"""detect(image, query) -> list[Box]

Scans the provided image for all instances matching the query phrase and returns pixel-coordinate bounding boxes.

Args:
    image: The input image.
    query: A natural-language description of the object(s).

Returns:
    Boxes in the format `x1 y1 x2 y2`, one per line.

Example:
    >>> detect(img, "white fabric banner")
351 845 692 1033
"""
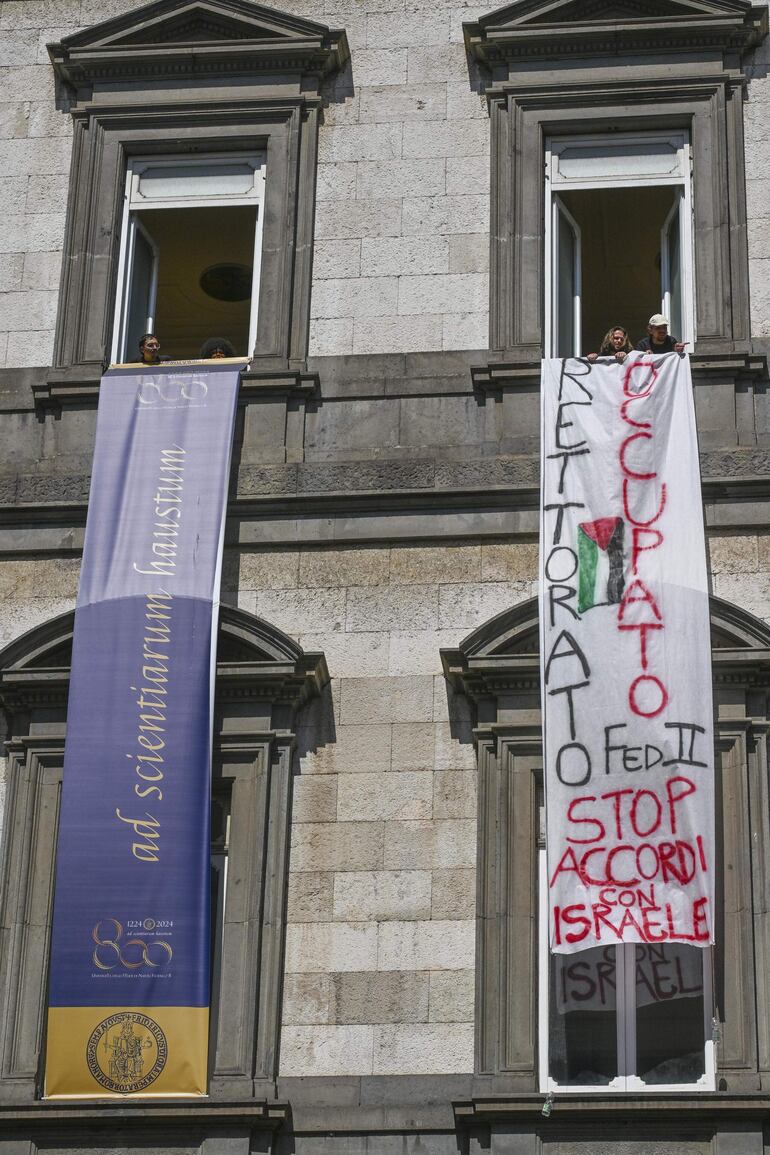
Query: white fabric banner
555 943 703 1013
539 355 714 954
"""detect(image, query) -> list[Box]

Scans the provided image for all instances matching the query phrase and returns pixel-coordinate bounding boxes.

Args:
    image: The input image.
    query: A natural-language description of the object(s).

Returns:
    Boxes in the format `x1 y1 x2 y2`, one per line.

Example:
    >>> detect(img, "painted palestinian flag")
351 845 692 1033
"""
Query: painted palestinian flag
577 517 625 612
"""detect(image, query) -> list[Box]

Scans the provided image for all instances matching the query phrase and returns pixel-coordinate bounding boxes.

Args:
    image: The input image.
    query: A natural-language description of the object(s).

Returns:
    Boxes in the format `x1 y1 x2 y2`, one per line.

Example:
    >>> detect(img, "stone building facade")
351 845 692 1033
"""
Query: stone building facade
0 0 770 1152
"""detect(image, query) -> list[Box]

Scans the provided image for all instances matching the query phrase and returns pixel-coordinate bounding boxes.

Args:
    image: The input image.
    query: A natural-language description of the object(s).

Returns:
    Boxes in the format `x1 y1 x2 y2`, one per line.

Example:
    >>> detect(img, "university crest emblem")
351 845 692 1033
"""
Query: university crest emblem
86 1012 167 1093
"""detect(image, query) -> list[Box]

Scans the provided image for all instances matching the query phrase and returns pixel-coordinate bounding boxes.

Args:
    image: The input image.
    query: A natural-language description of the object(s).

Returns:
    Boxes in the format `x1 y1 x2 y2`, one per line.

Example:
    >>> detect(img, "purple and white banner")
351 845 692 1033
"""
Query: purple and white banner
46 362 241 1097
539 355 715 954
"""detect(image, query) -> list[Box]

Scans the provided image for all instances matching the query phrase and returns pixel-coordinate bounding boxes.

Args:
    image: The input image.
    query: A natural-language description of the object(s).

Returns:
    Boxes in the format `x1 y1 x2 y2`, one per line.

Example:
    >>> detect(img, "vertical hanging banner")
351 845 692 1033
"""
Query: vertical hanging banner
540 355 714 955
46 361 242 1097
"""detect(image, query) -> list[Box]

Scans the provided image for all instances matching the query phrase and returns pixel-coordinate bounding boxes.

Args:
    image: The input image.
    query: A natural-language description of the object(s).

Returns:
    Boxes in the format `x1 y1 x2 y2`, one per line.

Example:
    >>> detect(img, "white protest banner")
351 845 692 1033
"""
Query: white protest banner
539 355 714 954
555 943 703 1013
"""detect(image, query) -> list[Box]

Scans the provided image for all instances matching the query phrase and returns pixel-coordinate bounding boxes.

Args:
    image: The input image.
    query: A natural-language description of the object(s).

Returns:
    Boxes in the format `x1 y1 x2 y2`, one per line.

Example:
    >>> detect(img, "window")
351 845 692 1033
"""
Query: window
47 0 348 378
542 942 712 1090
441 595 770 1094
463 0 767 362
209 787 231 1071
538 839 715 1091
0 605 329 1102
112 155 265 362
545 133 695 357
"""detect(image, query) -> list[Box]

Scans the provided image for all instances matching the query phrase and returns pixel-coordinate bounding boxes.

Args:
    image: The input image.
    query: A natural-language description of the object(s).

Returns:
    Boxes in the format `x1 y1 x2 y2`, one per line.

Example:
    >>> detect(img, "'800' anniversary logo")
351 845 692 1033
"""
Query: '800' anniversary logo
136 375 208 408
92 918 173 971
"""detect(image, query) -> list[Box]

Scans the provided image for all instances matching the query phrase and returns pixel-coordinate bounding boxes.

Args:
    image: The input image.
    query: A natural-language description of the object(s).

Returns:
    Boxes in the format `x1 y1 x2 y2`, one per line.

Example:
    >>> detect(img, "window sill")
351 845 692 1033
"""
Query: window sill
32 365 321 414
0 1098 288 1128
454 1090 770 1124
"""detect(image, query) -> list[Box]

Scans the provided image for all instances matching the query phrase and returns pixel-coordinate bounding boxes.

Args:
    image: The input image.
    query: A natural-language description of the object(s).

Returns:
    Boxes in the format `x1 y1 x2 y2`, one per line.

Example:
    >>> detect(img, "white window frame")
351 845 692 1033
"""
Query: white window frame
209 807 230 1027
111 153 266 364
552 194 582 359
544 131 696 357
537 847 716 1094
661 191 686 342
113 215 160 366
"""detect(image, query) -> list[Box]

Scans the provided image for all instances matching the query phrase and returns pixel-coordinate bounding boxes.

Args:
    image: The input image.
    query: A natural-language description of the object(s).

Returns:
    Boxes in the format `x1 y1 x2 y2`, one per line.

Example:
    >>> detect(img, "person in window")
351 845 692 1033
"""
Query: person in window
636 313 687 354
138 333 163 365
199 337 236 360
586 325 633 363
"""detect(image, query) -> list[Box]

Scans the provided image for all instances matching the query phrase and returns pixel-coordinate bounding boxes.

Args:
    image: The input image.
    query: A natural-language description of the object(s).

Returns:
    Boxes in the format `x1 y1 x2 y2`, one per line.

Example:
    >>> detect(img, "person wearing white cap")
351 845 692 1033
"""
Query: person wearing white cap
635 314 687 355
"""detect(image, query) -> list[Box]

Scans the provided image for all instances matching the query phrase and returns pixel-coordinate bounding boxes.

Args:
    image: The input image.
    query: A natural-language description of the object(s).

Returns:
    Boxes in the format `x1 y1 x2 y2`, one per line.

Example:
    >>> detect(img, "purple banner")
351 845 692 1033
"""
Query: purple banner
46 362 241 1097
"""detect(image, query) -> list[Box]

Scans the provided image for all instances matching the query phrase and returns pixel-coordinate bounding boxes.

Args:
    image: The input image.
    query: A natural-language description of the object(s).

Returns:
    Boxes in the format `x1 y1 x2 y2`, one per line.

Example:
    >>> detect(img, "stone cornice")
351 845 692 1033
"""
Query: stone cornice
10 438 770 512
0 1099 288 1128
464 2 768 67
441 650 541 699
0 656 328 716
472 353 768 393
35 367 321 410
443 647 770 703
7 469 770 551
442 600 770 708
239 368 320 398
50 40 348 88
454 1091 770 1123
0 604 328 718
32 352 770 411
48 0 349 92
215 654 329 708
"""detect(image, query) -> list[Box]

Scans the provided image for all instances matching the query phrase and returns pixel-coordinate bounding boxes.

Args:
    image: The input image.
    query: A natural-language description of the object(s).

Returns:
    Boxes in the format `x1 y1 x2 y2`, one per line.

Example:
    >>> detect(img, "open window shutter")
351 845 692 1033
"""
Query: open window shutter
553 194 582 357
661 191 684 343
121 216 159 362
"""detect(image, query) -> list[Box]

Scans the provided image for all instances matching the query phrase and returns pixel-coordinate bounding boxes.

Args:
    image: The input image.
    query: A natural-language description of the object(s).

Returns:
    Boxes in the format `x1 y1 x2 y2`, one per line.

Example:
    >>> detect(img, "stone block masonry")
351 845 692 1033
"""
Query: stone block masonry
0 0 769 1113
1 518 770 1082
309 8 490 357
245 540 537 1077
745 6 770 339
0 4 78 368
0 0 491 366
243 532 770 1076
3 0 768 366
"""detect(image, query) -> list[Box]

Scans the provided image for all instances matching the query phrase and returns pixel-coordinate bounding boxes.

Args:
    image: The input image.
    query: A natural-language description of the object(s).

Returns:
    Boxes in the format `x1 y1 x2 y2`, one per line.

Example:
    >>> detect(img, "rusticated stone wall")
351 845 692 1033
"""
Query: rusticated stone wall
4 0 767 367
2 531 770 1078
228 539 537 1075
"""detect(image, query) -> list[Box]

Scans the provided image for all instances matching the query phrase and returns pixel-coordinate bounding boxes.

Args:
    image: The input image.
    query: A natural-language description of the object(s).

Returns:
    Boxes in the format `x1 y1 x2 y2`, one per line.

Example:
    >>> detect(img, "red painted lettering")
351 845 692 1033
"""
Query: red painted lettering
630 789 663 837
629 673 669 718
557 904 591 944
620 431 656 481
566 795 605 844
623 477 667 528
665 777 697 835
600 788 635 838
623 359 659 399
631 527 664 576
618 621 663 670
618 579 663 623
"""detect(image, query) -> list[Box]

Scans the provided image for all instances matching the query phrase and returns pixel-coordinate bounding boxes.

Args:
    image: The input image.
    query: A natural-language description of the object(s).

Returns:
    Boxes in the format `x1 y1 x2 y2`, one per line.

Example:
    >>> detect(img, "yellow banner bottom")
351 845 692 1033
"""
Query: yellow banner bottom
45 1006 208 1098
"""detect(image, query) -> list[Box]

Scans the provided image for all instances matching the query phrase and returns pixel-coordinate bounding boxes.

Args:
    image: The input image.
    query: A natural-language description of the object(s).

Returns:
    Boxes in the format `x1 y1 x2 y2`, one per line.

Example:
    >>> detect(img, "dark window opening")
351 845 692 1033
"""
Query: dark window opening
557 185 684 354
122 205 258 361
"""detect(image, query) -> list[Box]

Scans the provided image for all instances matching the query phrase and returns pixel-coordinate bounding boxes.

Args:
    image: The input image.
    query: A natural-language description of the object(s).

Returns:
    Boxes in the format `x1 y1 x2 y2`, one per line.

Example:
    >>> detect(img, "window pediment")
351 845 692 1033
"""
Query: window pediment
442 595 770 705
529 0 691 21
116 14 272 44
49 0 349 88
0 605 328 716
464 0 767 63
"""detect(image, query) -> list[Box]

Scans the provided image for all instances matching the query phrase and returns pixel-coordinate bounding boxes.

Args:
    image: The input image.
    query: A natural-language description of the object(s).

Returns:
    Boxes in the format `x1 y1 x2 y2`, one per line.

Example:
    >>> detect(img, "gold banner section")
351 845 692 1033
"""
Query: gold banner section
45 1006 208 1098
